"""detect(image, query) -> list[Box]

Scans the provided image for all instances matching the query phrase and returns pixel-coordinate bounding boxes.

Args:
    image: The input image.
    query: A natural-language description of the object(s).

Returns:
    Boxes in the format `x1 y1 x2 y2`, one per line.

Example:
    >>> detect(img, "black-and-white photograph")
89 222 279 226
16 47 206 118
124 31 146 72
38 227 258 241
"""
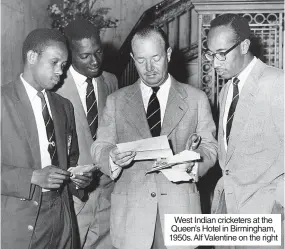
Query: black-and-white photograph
1 0 284 249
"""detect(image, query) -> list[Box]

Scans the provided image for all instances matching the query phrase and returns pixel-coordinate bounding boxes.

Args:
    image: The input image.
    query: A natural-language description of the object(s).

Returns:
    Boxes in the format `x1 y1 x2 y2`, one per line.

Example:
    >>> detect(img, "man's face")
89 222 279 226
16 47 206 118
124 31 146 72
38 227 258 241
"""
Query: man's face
131 34 172 87
71 36 103 78
31 41 68 91
207 26 245 79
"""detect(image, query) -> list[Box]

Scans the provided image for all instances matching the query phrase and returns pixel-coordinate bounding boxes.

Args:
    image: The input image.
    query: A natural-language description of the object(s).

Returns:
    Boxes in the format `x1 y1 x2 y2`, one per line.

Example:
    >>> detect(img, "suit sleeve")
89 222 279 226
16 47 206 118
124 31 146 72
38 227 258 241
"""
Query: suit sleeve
91 94 117 177
1 165 35 199
270 71 284 142
1 95 36 199
104 72 118 94
194 92 218 177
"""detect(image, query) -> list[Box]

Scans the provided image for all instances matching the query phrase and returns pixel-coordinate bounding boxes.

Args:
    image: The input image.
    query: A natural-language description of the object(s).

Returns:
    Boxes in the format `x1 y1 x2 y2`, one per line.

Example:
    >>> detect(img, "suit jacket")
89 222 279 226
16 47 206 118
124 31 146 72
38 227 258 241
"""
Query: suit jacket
91 76 218 249
1 79 81 249
212 59 284 215
56 70 118 190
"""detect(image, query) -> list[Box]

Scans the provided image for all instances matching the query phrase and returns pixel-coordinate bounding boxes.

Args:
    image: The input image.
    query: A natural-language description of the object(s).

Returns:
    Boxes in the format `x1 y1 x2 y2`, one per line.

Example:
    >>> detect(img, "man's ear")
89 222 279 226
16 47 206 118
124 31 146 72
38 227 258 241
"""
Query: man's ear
26 50 39 64
240 39 250 55
166 47 172 62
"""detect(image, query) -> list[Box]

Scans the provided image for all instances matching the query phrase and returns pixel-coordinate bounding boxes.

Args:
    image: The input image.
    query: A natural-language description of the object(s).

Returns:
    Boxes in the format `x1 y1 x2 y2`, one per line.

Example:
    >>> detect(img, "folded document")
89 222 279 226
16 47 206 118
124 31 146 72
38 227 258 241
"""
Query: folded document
146 150 200 182
116 135 173 160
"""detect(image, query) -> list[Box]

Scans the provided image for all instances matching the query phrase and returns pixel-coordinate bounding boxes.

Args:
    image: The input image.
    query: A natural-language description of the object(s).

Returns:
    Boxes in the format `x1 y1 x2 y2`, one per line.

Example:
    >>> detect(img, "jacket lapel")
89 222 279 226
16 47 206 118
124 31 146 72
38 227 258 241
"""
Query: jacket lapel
14 79 41 169
218 82 230 168
161 77 188 136
47 91 67 169
123 80 152 139
60 71 93 142
225 59 266 165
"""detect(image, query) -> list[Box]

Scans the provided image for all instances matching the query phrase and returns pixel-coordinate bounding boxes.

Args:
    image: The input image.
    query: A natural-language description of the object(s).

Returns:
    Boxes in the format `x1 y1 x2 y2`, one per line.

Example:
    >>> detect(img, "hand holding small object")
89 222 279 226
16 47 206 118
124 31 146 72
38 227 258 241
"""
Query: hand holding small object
68 164 97 188
185 134 201 173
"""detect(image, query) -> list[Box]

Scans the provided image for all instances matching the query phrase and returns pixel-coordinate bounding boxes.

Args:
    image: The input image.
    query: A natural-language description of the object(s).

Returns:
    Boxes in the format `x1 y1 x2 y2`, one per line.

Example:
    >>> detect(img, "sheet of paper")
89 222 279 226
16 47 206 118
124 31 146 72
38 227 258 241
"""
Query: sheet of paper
146 150 200 174
116 135 173 160
68 164 98 175
160 163 198 182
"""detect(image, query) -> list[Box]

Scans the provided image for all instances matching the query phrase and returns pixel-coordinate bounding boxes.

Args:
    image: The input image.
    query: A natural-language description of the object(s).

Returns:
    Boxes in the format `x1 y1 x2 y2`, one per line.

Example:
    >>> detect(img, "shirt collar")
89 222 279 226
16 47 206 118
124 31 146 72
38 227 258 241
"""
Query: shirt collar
234 56 257 90
20 73 46 101
70 65 89 86
140 73 171 94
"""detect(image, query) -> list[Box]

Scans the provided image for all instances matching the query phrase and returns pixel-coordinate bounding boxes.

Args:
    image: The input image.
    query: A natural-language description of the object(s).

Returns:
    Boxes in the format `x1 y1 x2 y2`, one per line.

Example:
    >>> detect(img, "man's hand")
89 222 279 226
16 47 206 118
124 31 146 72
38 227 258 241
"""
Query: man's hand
110 147 136 168
68 165 97 189
70 172 93 189
186 161 196 174
31 166 71 189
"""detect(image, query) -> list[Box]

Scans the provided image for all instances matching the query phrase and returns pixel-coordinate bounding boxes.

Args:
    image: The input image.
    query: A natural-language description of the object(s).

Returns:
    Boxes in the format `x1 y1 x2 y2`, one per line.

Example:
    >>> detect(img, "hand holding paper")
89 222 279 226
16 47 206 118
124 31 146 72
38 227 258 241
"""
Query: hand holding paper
68 164 99 176
110 147 136 168
146 150 200 174
116 135 173 161
68 164 98 189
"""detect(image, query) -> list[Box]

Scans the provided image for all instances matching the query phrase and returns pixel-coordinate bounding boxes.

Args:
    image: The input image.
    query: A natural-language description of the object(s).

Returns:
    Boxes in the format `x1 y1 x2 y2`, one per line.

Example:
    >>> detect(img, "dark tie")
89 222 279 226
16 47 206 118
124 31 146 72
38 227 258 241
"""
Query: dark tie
147 87 161 137
37 92 59 166
226 77 240 144
86 77 98 140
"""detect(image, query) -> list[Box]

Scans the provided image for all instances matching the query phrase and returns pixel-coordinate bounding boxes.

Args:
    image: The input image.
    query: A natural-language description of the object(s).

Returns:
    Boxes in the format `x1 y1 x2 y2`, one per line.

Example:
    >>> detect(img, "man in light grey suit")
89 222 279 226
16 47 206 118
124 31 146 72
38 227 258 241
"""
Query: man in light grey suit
56 18 118 249
207 14 284 248
91 26 217 249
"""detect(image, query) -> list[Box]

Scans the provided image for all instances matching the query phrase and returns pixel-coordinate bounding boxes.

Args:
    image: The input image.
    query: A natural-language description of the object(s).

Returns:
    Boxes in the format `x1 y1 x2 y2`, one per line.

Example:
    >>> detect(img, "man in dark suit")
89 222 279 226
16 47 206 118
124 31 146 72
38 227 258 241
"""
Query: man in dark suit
1 28 92 249
91 26 217 249
56 18 118 249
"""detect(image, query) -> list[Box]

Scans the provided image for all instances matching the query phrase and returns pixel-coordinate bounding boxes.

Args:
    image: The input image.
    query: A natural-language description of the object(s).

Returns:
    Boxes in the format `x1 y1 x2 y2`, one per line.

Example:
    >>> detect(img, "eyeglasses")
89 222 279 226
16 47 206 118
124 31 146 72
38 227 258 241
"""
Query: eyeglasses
204 41 241 61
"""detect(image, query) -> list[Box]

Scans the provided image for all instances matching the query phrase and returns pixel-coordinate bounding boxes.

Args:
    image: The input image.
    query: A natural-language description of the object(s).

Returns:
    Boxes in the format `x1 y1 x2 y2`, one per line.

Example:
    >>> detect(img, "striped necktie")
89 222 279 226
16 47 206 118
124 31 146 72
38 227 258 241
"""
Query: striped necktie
86 77 98 140
226 77 240 144
37 91 59 166
147 87 161 137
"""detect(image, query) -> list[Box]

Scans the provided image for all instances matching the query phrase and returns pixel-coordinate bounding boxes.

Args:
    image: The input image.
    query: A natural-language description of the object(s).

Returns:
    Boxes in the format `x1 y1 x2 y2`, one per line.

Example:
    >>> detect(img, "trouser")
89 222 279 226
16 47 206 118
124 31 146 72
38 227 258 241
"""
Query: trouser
30 190 72 249
73 184 113 249
151 208 167 249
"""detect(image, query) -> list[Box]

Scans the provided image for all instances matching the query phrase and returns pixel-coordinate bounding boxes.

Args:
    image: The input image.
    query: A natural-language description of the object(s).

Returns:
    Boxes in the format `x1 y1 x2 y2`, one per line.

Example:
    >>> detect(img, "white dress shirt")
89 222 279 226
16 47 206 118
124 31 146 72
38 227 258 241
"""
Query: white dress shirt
70 65 99 114
21 74 53 191
223 56 257 150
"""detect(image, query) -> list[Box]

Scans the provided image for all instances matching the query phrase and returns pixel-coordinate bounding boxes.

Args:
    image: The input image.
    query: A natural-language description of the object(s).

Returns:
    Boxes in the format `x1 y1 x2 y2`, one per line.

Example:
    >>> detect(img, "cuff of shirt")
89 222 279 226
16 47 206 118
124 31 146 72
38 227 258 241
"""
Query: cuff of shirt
109 157 122 180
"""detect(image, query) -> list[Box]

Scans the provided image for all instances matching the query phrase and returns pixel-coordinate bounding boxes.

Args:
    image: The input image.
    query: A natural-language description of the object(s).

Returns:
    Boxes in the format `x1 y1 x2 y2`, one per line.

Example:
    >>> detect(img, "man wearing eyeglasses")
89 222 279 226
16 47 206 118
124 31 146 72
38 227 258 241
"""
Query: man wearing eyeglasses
208 13 284 224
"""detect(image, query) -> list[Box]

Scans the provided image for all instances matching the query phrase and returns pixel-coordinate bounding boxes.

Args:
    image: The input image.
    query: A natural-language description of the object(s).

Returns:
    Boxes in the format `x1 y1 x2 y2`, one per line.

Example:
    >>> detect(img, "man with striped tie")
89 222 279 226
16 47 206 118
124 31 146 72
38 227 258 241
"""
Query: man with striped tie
91 26 218 249
1 29 92 249
56 18 118 249
207 14 284 246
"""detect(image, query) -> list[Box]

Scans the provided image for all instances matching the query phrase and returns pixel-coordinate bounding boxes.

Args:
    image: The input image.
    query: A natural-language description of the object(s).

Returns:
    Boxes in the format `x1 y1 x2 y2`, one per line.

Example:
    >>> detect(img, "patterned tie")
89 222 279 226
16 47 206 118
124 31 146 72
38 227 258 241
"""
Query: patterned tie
226 77 240 144
147 87 161 137
86 77 98 140
37 92 59 166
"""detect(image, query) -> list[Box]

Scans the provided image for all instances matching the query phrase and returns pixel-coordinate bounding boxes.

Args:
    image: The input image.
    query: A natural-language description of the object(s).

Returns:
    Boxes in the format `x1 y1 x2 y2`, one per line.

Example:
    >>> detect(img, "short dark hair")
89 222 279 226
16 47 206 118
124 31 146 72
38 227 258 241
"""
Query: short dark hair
64 17 100 48
131 25 170 53
210 14 251 42
22 28 67 63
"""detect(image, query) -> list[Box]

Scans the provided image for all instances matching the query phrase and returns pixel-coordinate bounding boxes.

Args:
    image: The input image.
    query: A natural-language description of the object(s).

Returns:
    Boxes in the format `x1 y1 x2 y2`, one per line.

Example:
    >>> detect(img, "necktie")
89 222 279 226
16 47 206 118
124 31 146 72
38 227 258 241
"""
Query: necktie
147 87 161 137
226 77 240 144
37 92 59 166
86 77 98 140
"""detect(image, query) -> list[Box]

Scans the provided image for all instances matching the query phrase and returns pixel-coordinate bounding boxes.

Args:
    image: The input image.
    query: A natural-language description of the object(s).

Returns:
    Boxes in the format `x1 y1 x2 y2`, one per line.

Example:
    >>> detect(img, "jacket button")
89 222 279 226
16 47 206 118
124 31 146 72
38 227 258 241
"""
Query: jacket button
225 170 229 175
28 225 34 231
20 198 26 201
33 201 39 206
151 192 156 197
